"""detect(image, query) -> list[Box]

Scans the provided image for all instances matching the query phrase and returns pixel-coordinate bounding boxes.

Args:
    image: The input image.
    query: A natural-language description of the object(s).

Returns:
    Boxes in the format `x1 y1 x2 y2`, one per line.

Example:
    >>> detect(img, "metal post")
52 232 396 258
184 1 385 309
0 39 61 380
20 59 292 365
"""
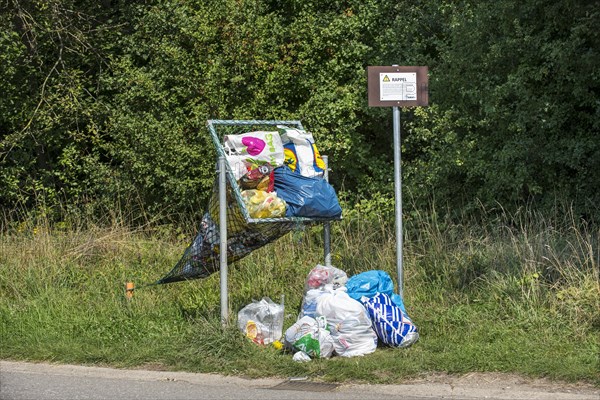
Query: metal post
218 155 228 324
393 106 404 299
322 155 332 267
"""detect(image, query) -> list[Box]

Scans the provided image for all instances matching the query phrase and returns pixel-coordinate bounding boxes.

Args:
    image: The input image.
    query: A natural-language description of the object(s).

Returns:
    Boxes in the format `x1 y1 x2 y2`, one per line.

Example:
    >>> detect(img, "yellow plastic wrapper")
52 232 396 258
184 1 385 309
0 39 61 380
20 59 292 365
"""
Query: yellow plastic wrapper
241 189 286 218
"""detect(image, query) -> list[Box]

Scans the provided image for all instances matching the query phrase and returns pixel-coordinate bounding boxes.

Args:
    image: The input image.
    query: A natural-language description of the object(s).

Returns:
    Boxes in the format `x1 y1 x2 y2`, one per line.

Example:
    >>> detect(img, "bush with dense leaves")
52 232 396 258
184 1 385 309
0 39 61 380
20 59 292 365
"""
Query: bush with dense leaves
1 0 598 224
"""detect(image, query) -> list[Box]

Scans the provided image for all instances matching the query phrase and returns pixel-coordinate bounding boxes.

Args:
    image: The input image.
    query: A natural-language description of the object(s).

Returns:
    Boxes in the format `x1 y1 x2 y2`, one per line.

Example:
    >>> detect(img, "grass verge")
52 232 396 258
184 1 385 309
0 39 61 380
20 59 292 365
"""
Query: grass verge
1 207 598 384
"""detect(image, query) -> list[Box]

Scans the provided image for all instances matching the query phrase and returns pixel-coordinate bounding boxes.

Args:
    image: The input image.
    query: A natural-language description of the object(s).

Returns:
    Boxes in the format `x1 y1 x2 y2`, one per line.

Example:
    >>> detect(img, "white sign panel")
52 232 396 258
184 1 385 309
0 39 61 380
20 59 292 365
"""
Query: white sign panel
379 73 417 101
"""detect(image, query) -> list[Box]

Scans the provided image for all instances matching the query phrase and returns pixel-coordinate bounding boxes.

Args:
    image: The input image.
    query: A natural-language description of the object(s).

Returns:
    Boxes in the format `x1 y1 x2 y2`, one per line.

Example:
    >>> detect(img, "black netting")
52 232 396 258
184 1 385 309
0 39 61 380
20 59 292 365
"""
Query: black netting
156 179 302 284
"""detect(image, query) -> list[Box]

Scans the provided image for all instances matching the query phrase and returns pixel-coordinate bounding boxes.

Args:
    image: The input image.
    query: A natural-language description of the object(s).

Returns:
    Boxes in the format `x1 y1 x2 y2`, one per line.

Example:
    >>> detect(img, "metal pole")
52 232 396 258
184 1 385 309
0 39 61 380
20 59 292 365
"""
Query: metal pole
218 155 228 324
393 106 404 299
322 155 332 267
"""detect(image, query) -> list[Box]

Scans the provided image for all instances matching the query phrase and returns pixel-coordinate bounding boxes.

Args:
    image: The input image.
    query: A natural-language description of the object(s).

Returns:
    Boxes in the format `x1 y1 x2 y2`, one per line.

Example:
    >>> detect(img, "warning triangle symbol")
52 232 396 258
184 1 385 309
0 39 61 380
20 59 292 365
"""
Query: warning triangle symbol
383 75 390 82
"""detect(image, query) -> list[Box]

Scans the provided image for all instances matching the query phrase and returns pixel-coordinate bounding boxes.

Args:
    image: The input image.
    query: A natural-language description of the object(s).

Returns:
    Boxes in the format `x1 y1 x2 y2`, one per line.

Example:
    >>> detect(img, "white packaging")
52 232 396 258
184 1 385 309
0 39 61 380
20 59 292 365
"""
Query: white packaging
224 131 285 179
315 290 377 357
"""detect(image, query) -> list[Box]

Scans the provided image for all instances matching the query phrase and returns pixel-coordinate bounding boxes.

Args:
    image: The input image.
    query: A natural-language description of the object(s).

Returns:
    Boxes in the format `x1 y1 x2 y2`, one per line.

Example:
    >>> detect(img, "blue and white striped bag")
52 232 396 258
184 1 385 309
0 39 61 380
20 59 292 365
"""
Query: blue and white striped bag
361 293 419 348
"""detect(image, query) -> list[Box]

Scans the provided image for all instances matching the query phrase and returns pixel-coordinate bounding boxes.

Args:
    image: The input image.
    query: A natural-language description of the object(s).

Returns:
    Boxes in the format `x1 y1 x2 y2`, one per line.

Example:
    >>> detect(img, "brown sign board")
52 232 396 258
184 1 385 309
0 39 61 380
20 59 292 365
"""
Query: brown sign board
367 66 429 107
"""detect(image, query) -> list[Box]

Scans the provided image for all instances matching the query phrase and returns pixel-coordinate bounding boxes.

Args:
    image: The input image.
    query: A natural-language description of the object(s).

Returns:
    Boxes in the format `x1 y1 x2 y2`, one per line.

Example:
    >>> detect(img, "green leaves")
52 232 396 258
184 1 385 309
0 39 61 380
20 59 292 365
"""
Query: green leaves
2 0 599 223
413 0 600 219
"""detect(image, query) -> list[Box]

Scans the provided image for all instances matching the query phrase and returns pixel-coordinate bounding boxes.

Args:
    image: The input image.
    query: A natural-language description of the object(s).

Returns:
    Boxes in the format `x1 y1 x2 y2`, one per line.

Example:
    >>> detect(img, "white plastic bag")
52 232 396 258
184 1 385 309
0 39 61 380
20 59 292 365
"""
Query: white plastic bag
292 351 311 362
300 285 334 319
237 297 284 345
315 290 377 357
279 126 326 178
225 154 251 180
284 316 334 359
224 131 285 179
299 264 348 319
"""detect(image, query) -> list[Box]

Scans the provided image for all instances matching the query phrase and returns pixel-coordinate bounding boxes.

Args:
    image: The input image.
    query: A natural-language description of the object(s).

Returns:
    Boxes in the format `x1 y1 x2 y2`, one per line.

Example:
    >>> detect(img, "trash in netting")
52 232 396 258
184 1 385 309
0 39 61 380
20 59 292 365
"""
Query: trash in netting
155 121 341 285
156 181 299 284
241 189 286 219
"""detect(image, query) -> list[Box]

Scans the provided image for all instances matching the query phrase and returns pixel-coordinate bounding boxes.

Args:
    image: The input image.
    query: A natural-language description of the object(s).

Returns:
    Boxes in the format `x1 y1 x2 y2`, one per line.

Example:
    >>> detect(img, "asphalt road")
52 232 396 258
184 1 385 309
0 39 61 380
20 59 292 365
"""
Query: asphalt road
1 361 598 400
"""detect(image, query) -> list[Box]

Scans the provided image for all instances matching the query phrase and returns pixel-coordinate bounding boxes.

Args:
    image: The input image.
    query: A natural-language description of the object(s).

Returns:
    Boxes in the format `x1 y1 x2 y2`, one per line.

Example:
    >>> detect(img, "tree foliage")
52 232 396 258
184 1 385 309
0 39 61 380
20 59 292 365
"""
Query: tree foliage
428 0 600 218
1 0 598 224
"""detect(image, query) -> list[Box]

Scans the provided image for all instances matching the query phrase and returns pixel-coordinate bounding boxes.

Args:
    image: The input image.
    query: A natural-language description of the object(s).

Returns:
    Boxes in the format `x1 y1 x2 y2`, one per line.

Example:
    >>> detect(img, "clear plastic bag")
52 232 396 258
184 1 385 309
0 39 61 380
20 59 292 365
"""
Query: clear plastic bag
237 297 284 345
304 264 348 291
241 190 286 219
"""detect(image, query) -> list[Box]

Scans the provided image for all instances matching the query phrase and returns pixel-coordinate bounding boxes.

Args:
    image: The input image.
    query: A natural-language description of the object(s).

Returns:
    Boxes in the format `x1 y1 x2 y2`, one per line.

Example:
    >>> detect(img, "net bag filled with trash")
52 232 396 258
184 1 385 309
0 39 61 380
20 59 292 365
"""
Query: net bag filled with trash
156 120 342 284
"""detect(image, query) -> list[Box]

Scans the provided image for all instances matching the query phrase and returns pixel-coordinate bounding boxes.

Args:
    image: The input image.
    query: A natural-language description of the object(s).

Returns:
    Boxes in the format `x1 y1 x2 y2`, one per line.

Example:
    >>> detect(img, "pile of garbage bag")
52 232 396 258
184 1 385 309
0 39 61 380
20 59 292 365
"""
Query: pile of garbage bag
238 266 419 361
224 126 342 219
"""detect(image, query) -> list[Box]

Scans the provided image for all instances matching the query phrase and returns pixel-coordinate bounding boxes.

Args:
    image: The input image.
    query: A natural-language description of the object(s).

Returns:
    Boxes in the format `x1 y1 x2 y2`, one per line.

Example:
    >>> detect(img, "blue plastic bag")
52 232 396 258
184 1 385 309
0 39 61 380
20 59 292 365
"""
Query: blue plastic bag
273 166 342 218
362 293 418 348
345 270 407 314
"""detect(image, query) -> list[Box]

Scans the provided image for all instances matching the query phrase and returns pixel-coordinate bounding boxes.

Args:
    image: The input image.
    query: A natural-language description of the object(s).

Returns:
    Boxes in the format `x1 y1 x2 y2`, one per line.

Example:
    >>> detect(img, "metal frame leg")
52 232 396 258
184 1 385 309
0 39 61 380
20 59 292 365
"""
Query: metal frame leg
322 155 332 267
218 156 229 324
393 106 404 299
